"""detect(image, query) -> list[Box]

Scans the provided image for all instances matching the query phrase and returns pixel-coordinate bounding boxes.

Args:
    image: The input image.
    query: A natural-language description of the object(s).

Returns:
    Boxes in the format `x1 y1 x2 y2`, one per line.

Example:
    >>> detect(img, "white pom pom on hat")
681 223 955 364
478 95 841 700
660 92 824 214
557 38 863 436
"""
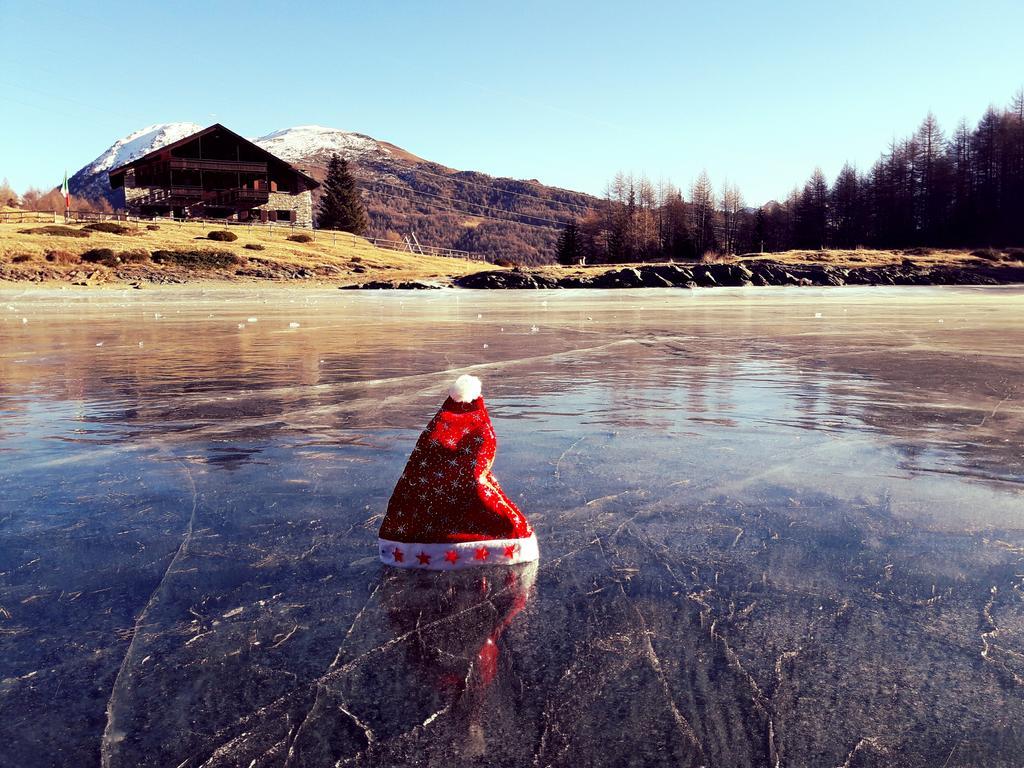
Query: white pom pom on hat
449 374 482 403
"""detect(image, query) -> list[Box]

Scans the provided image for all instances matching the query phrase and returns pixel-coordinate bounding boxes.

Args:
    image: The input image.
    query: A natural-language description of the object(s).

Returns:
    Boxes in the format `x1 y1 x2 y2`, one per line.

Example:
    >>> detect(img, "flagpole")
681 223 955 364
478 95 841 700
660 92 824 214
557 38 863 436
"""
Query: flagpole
61 170 71 222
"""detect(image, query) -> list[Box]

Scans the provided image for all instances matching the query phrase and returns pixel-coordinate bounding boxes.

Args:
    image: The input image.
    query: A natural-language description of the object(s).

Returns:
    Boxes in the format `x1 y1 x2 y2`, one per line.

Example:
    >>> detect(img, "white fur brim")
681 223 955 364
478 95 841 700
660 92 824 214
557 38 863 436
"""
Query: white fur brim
449 374 482 403
379 533 539 570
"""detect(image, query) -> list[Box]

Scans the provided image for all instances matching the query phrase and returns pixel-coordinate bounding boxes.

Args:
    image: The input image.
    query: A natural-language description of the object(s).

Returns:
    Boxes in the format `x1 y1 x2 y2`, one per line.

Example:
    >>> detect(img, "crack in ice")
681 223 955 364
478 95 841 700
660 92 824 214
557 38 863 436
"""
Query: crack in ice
101 453 200 768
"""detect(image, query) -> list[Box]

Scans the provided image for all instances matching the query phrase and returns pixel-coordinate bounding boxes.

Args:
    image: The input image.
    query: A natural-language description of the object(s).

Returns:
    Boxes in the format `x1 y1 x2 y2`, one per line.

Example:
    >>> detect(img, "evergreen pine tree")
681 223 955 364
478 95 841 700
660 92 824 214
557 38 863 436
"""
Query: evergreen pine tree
317 154 368 234
753 208 766 253
555 221 582 264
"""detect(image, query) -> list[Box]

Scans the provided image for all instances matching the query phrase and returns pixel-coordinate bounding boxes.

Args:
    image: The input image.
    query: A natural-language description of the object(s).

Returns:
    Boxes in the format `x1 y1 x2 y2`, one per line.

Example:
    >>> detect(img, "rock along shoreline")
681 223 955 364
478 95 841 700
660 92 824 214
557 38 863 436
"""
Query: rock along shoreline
343 260 1024 291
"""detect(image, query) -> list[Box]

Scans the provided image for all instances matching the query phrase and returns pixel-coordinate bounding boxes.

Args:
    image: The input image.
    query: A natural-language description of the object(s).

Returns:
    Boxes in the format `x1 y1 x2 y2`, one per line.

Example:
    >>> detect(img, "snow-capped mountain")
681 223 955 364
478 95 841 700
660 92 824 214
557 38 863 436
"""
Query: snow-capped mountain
255 125 387 163
69 122 409 202
69 122 597 264
94 122 205 174
68 122 203 203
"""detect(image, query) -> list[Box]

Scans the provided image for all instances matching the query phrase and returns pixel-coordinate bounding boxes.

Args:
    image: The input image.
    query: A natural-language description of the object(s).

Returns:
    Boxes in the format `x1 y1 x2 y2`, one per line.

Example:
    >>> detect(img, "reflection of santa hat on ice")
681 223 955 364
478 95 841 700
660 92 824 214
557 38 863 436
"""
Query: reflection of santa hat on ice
378 374 539 569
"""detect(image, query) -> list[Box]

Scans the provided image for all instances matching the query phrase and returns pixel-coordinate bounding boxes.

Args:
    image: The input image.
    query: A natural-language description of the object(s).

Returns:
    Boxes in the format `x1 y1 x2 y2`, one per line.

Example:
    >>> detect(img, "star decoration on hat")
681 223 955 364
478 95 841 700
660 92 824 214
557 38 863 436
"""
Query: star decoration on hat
377 374 538 570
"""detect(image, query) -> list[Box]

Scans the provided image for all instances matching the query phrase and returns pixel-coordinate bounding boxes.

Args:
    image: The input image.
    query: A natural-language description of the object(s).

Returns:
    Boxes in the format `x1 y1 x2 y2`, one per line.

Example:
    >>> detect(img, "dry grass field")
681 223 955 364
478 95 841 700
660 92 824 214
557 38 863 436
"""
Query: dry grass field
735 248 993 268
0 218 491 286
533 246 1013 278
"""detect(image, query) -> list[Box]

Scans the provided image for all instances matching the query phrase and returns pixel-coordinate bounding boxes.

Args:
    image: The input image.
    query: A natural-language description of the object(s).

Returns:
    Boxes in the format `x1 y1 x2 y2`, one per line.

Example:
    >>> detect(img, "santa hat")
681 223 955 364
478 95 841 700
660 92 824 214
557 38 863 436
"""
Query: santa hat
378 374 539 569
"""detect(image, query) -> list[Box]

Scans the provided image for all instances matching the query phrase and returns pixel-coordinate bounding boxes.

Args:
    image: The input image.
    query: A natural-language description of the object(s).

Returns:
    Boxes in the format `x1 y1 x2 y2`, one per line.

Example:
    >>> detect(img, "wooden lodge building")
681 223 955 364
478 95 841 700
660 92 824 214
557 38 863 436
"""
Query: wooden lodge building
108 124 319 227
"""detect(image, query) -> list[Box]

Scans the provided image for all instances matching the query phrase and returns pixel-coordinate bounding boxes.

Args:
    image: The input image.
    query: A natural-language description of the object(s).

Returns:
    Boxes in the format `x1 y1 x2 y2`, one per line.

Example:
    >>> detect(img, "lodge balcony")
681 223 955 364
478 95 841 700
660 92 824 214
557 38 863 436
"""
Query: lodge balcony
168 158 268 173
133 185 270 210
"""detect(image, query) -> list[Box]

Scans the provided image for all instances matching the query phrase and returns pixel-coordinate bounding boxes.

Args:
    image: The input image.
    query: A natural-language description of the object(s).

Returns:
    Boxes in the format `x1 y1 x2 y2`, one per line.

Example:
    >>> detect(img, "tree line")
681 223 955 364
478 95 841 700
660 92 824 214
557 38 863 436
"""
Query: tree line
557 90 1024 264
0 179 113 213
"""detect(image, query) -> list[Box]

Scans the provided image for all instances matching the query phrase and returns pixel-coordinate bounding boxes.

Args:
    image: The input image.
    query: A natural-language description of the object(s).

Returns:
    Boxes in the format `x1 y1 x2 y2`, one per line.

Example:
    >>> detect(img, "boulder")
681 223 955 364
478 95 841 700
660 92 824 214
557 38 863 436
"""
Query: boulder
555 275 590 288
648 264 693 285
340 280 440 290
590 268 645 288
453 271 510 289
647 273 676 287
693 269 717 287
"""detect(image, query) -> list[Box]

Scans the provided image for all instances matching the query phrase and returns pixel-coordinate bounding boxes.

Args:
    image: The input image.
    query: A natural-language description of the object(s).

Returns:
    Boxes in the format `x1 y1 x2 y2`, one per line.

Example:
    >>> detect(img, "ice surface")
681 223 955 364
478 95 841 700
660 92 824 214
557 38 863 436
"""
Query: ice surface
1 286 1023 767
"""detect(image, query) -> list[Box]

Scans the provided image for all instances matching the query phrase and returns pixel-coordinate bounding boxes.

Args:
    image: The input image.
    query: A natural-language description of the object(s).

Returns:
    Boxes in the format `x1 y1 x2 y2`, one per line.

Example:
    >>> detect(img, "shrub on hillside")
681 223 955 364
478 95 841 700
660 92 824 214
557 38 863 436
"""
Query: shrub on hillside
287 233 313 243
118 249 150 264
81 248 118 265
12 254 31 263
493 257 519 268
207 230 238 242
19 225 90 238
902 247 934 256
1003 247 1024 260
243 243 266 251
45 249 78 264
151 250 241 269
84 222 132 235
146 224 161 231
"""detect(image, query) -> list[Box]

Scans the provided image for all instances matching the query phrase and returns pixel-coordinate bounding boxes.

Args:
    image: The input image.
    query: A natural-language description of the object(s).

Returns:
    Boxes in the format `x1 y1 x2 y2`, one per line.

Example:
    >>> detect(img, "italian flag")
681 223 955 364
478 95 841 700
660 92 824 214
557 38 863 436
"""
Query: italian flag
60 171 70 210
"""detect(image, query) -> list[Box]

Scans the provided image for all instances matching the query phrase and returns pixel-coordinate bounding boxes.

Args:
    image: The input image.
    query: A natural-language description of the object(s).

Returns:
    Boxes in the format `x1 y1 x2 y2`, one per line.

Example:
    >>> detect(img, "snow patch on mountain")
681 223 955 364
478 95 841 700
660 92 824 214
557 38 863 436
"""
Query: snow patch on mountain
92 122 204 174
255 125 384 162
69 122 203 201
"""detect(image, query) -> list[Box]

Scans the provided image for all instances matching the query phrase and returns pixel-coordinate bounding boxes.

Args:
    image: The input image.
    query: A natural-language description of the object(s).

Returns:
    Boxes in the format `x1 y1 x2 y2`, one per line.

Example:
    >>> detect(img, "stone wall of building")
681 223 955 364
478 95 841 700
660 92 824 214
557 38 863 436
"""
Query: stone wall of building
256 185 314 228
121 169 152 213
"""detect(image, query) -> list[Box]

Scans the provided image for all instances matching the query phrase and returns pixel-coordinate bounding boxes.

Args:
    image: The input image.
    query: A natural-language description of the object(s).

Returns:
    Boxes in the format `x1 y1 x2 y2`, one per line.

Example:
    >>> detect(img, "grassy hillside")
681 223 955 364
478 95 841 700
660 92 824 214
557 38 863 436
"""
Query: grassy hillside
0 219 491 286
735 247 1017 269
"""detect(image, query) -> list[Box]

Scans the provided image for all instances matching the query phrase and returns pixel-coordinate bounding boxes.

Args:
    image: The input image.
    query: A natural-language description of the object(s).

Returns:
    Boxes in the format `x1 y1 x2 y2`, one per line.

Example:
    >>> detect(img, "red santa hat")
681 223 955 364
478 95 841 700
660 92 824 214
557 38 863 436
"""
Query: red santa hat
378 374 539 569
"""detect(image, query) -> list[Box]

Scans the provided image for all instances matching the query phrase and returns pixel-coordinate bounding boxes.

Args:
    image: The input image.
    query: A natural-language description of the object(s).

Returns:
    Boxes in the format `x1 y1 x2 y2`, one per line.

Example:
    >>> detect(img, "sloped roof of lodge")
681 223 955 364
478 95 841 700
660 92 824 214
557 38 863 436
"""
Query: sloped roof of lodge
107 123 321 189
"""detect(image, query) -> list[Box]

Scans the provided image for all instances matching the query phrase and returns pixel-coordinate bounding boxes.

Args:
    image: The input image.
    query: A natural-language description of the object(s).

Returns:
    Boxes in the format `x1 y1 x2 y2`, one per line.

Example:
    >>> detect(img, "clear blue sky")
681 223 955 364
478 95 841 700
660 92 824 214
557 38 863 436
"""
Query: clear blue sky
1 0 1022 204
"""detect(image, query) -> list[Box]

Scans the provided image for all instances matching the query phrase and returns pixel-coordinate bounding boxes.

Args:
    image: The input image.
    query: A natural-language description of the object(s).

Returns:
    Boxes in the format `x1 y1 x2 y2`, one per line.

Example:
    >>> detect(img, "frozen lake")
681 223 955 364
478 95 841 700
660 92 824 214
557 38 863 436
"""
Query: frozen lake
1 286 1023 767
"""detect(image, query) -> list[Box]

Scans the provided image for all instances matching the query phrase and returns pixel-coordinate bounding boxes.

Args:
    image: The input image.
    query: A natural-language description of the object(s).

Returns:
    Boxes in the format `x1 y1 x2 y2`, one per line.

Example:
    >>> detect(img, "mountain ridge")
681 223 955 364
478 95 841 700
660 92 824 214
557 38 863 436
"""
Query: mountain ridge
69 122 597 263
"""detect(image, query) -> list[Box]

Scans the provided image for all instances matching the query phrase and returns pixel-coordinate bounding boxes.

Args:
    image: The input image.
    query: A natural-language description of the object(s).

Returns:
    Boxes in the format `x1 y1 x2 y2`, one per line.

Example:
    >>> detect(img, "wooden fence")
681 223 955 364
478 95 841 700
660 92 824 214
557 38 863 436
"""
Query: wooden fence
0 210 134 224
